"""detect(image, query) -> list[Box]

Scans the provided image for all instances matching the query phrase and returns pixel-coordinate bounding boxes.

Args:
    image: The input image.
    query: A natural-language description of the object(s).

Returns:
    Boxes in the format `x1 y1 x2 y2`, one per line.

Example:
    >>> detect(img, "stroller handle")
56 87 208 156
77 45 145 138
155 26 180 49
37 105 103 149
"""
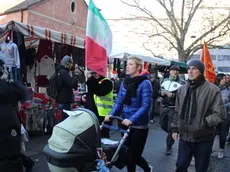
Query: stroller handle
101 116 130 134
102 123 130 134
109 116 124 122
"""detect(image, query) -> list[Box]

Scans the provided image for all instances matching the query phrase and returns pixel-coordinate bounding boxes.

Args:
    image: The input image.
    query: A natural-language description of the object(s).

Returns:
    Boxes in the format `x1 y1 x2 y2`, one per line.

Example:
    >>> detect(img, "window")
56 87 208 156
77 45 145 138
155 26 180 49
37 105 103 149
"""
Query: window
71 1 76 13
218 55 230 61
218 67 230 72
191 55 200 60
211 55 216 60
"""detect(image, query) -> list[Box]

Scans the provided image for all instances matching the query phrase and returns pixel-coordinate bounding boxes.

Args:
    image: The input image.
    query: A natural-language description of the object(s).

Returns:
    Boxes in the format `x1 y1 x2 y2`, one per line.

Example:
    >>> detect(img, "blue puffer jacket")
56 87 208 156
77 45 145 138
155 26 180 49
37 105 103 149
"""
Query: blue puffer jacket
109 77 152 126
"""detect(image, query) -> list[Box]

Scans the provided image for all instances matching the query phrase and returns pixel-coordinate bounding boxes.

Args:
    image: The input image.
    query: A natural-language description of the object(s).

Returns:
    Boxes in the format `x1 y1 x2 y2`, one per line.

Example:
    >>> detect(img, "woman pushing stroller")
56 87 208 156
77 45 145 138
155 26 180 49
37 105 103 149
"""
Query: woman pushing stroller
105 56 153 172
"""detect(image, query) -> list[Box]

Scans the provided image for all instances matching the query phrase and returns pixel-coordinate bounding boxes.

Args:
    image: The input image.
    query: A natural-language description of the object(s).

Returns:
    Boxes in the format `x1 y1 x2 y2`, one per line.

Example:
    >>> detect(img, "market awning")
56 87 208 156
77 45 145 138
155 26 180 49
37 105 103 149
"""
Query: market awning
158 60 187 73
110 52 171 66
0 21 85 49
171 60 187 69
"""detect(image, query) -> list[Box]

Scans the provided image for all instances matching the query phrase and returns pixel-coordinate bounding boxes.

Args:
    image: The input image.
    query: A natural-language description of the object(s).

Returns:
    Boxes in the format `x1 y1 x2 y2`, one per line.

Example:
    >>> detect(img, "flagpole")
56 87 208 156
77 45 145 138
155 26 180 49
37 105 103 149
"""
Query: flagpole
85 41 88 93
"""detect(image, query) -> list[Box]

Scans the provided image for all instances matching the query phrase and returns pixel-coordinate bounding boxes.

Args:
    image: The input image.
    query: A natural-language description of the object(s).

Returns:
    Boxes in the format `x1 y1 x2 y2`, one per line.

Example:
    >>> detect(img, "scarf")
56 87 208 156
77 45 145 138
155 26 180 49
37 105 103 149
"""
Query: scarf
219 85 229 91
123 75 148 105
181 75 206 124
169 75 179 81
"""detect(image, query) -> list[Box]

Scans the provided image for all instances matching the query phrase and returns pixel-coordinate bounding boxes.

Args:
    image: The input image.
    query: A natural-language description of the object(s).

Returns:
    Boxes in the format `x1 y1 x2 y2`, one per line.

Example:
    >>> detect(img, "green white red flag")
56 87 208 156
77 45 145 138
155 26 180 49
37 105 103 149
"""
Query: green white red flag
85 0 112 77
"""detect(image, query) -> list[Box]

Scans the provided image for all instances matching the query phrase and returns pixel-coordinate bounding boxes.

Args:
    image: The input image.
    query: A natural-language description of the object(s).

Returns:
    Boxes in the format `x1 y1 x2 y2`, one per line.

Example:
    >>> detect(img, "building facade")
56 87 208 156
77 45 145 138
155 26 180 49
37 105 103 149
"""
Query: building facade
191 48 230 73
0 0 87 39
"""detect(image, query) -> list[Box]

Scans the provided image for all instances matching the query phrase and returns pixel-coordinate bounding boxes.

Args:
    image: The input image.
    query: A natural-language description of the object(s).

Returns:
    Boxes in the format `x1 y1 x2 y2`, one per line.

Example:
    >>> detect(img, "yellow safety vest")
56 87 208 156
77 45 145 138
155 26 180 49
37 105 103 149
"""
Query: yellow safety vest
94 78 114 117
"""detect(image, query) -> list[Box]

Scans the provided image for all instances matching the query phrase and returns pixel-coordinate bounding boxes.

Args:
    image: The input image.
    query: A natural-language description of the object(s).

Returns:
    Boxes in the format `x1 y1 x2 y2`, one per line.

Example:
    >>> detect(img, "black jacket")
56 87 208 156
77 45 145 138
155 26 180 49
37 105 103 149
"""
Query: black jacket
151 79 160 99
56 65 78 104
0 79 28 159
83 76 113 116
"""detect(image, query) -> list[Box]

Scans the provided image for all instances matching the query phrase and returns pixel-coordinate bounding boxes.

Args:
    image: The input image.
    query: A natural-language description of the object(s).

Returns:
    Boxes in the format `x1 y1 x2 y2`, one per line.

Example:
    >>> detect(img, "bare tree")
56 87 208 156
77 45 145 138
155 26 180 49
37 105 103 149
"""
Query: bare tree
121 0 230 61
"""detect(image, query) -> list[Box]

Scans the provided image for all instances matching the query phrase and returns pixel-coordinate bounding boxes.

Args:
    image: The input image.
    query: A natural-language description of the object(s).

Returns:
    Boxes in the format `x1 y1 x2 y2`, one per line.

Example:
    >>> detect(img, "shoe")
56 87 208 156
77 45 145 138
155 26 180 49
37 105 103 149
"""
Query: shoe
165 146 172 155
217 149 224 159
227 137 230 144
211 151 218 156
150 119 156 124
149 165 153 172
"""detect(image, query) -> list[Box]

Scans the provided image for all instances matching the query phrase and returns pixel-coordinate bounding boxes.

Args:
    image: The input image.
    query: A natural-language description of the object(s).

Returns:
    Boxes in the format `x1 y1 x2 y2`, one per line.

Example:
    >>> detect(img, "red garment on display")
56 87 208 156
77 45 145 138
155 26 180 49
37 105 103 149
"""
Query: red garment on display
37 40 53 62
33 93 49 104
36 75 48 86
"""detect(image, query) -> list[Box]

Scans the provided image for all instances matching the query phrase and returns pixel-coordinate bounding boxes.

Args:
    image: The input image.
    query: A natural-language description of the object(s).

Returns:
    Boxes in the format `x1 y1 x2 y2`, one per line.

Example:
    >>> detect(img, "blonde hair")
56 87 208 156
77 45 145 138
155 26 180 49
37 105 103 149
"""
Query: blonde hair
128 56 143 73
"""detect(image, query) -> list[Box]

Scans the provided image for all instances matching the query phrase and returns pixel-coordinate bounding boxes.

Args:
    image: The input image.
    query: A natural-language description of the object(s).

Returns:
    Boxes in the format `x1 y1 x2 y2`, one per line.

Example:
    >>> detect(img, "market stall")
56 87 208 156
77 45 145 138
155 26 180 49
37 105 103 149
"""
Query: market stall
0 21 85 135
110 52 171 66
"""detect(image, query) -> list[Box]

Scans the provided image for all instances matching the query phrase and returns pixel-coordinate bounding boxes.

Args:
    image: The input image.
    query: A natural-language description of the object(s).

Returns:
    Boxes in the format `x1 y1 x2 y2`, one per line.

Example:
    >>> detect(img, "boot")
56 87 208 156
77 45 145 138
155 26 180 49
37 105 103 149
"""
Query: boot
165 146 172 155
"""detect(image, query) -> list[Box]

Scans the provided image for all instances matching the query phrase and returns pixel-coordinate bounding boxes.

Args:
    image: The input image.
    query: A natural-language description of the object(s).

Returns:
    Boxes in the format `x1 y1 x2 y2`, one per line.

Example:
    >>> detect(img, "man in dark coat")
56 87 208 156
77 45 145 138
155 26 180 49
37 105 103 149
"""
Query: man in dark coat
56 55 78 121
172 60 226 172
0 60 28 172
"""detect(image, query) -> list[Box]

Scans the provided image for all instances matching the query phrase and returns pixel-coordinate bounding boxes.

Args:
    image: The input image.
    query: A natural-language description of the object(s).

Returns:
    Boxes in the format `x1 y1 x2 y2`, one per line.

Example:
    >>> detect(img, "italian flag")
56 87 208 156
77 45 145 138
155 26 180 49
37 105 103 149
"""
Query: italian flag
85 0 112 77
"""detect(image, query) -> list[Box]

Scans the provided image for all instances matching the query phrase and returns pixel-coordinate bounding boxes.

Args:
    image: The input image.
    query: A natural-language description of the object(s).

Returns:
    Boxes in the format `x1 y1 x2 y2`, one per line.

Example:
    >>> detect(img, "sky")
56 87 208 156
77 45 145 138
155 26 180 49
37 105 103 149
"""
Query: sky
85 0 164 56
0 0 163 56
0 0 24 13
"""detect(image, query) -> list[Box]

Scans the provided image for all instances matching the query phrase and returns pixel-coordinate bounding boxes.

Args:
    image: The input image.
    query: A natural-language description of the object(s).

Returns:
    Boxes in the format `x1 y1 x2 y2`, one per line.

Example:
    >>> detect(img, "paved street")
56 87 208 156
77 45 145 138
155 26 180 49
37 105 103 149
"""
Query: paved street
27 119 230 172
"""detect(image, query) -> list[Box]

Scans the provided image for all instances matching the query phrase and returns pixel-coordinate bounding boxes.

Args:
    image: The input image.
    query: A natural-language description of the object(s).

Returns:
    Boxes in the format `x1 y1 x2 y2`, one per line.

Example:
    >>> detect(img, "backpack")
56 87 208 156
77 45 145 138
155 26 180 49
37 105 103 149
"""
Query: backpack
47 72 60 99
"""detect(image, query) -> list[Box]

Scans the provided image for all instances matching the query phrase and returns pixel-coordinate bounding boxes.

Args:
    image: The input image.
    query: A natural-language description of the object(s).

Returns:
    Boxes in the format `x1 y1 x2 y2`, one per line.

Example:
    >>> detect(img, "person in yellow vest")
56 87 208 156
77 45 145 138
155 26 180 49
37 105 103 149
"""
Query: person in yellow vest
81 71 114 138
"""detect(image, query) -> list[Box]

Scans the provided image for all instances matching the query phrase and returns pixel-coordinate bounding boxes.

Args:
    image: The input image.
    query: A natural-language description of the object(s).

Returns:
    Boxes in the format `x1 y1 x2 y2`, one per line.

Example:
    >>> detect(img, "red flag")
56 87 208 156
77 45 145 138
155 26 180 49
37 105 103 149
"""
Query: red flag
201 41 216 83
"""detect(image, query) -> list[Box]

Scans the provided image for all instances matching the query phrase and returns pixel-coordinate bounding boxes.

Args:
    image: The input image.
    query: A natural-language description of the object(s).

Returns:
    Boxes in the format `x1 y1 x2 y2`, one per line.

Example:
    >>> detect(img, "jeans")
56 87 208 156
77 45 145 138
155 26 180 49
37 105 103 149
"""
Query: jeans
176 138 214 172
216 121 229 149
58 104 71 122
166 108 175 147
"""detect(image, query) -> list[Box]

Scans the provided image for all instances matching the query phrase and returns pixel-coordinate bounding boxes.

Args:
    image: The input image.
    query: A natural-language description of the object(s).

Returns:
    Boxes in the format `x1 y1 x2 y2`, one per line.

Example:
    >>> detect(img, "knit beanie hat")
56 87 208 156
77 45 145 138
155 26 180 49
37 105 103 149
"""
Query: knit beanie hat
61 55 73 67
187 60 205 75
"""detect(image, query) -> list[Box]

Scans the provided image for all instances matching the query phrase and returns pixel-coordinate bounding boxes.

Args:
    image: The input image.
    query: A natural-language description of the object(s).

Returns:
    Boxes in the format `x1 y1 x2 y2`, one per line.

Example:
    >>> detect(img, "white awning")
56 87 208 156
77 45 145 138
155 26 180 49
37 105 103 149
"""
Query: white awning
0 21 85 49
110 52 171 66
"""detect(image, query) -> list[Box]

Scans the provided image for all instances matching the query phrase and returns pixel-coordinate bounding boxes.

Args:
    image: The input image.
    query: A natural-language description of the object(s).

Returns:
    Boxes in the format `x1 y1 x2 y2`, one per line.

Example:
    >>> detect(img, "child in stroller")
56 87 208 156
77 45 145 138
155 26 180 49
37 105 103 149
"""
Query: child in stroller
43 108 131 172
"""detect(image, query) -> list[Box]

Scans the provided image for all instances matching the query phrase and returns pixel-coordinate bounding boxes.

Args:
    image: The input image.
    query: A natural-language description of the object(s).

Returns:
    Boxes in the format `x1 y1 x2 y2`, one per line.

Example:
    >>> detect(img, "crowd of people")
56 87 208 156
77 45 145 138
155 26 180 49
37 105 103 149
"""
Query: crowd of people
0 54 229 172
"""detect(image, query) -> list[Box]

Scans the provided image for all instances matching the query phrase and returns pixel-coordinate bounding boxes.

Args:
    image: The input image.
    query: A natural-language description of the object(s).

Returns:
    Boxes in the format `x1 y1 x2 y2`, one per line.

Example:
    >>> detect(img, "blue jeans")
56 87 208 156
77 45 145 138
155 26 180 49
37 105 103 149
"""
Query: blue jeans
176 138 214 172
58 104 71 122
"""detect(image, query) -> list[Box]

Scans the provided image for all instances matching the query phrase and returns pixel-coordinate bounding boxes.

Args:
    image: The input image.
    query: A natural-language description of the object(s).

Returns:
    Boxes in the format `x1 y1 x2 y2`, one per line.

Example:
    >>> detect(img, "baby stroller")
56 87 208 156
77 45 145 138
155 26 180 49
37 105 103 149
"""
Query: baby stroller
43 108 131 172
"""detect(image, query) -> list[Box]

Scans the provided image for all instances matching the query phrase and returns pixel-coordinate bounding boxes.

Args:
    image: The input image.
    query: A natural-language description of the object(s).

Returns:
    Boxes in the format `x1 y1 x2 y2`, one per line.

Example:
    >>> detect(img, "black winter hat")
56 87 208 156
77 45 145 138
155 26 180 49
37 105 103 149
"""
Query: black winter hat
187 60 205 75
169 65 180 71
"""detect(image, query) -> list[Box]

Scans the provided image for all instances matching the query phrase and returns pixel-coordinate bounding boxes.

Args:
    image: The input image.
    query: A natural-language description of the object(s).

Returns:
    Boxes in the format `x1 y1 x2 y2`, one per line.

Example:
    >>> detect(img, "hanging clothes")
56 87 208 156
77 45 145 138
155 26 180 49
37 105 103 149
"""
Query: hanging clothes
38 56 55 79
6 67 21 81
37 40 52 62
0 41 20 68
13 31 26 72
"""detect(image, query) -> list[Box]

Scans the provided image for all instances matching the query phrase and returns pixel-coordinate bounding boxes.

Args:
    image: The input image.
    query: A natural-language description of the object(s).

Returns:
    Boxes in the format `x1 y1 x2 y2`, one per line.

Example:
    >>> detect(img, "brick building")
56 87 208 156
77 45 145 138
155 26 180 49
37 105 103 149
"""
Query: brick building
0 0 87 39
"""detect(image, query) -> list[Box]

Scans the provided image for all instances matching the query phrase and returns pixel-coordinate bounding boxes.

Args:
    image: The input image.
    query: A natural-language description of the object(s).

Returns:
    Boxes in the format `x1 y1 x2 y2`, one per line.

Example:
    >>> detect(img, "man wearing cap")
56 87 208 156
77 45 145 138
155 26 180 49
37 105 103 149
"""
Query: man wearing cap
171 60 226 172
160 65 186 155
56 55 78 121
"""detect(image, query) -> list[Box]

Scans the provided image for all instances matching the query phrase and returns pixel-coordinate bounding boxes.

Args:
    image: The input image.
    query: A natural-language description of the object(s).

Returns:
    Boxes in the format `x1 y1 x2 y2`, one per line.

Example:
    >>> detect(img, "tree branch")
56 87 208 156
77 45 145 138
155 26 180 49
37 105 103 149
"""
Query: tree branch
143 42 157 56
186 44 203 60
120 0 179 40
155 0 181 38
183 0 203 35
181 0 185 29
186 14 230 53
